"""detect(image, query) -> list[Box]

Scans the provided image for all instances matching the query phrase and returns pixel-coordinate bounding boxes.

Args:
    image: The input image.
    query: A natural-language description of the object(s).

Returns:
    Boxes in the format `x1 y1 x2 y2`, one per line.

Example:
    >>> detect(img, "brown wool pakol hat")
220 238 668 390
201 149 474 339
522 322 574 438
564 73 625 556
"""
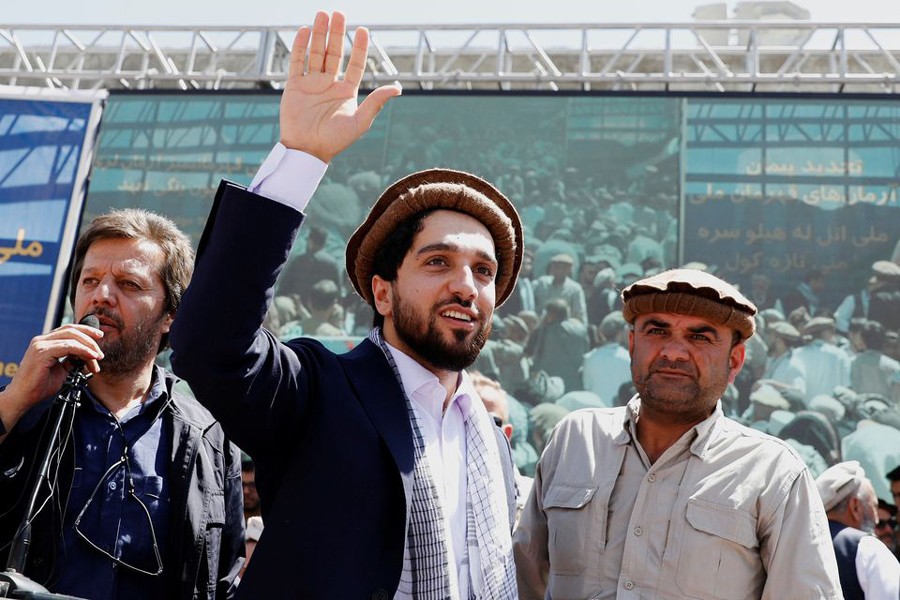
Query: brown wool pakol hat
621 268 758 339
346 168 524 308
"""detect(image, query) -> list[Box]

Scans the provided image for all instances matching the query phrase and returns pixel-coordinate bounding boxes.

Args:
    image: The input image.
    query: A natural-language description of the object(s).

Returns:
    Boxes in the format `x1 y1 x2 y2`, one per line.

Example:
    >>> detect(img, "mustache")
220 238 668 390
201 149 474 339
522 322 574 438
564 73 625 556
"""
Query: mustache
649 359 696 377
435 296 479 318
86 307 125 330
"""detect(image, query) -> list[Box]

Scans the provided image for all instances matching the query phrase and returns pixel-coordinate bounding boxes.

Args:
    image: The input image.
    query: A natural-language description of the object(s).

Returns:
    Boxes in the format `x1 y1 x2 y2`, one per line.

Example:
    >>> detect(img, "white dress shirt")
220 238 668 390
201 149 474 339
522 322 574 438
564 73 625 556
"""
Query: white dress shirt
856 533 900 600
386 342 473 600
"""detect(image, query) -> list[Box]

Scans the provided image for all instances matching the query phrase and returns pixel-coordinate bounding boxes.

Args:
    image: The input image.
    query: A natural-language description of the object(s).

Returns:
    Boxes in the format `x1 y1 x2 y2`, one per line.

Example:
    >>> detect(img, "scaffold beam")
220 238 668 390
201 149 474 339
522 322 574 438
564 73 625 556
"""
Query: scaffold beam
1 21 900 93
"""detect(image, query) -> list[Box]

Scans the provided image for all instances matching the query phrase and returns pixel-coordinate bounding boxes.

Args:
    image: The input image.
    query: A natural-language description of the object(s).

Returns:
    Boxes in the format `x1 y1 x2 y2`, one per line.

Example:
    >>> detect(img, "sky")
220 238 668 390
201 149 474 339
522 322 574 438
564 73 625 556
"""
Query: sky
5 0 900 27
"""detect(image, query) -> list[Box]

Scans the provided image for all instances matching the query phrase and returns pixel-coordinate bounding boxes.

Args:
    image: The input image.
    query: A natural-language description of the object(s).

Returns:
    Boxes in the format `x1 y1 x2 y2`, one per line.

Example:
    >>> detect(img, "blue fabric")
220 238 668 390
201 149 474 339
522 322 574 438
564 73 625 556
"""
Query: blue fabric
0 364 245 599
54 370 170 600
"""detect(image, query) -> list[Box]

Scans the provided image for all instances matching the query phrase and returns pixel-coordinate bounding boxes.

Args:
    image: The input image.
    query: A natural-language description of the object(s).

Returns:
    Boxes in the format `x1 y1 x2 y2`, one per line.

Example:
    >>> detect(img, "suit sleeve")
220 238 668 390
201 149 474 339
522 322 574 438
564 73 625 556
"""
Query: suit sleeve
169 181 314 459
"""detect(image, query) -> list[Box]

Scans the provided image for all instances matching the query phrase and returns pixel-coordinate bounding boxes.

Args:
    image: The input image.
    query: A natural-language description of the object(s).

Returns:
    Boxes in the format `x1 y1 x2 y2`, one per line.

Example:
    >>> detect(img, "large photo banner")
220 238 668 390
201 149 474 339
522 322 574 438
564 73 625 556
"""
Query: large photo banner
683 98 900 310
79 91 900 495
0 87 105 386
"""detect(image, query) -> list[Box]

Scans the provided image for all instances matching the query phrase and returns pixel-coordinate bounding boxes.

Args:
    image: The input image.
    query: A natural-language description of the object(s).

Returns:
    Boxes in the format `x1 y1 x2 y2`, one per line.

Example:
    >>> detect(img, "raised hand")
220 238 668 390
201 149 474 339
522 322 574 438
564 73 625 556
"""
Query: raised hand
279 11 402 163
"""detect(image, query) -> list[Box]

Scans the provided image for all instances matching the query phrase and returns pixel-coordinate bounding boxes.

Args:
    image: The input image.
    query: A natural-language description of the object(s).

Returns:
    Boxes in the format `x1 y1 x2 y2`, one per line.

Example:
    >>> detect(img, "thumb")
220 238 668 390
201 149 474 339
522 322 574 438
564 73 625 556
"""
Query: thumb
356 83 402 131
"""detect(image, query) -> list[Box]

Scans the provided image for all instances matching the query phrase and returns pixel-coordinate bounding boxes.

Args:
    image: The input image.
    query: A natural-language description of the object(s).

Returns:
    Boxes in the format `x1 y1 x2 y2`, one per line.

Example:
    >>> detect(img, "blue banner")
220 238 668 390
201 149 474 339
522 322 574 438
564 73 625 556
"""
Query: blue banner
0 95 98 386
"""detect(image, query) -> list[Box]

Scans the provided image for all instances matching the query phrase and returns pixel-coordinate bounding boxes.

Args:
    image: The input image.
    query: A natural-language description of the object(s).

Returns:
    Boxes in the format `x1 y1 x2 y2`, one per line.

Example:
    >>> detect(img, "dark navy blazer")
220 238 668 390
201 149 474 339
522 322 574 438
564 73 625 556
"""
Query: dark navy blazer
170 182 516 600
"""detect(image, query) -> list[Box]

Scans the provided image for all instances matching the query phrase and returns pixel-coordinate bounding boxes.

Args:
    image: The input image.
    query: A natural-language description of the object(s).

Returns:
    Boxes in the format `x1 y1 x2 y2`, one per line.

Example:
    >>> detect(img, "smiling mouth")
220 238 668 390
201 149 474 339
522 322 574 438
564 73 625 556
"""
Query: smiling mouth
442 309 473 322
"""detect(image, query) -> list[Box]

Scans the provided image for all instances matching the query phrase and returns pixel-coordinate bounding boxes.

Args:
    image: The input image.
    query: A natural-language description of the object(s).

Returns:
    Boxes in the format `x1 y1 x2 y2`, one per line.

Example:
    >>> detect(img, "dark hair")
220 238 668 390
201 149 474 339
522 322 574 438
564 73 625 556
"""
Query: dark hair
307 279 340 312
69 208 194 352
307 225 328 250
848 317 867 335
369 209 435 328
860 319 887 351
543 298 570 321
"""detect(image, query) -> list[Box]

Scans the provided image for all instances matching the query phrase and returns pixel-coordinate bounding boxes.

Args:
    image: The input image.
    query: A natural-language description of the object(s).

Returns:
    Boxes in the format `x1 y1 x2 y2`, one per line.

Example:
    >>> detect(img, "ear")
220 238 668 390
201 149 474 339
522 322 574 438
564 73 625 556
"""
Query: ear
161 311 175 335
727 342 746 384
371 275 393 319
627 328 635 356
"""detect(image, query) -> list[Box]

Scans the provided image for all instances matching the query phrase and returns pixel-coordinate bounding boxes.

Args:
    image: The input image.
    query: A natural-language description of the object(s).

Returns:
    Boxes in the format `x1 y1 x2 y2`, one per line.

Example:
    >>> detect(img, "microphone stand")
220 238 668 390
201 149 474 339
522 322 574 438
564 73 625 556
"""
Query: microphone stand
0 366 91 600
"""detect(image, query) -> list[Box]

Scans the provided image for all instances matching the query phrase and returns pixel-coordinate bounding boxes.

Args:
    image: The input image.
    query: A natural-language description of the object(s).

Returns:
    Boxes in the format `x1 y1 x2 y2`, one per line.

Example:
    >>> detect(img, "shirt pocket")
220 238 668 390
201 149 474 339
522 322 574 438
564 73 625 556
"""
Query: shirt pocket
675 498 762 599
544 484 605 575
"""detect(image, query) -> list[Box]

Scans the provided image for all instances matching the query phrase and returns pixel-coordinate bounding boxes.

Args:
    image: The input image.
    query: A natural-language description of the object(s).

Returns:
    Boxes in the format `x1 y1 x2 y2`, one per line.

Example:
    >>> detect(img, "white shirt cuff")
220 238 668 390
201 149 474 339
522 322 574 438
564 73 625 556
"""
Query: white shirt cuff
249 142 328 212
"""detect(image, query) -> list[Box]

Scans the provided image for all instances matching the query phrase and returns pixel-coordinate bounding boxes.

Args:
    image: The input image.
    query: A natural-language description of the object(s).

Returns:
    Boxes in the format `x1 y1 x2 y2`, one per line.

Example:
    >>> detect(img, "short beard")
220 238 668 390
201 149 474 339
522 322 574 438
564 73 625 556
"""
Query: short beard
92 307 165 376
632 358 726 424
391 290 490 372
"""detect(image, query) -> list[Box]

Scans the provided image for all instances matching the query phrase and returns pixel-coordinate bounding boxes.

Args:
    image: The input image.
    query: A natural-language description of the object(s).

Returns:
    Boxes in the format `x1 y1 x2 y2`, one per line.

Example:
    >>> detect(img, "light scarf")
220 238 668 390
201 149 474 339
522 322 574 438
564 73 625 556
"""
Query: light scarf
369 329 517 599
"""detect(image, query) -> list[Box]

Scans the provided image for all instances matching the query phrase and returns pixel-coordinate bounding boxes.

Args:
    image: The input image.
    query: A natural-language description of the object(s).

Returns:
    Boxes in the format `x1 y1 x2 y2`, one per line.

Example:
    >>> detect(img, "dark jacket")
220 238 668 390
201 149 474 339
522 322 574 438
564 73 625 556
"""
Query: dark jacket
829 521 866 600
0 368 244 599
170 182 517 599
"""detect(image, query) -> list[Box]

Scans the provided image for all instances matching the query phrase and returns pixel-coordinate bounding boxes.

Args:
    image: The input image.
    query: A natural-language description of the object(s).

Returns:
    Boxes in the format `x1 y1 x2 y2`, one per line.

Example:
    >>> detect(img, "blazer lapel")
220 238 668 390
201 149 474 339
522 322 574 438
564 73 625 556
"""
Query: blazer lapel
337 339 415 506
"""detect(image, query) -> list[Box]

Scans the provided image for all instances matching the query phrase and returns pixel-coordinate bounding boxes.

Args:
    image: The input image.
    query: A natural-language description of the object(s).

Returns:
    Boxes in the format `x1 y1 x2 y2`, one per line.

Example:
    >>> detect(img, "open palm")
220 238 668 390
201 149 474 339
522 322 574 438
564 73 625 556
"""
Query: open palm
279 11 401 163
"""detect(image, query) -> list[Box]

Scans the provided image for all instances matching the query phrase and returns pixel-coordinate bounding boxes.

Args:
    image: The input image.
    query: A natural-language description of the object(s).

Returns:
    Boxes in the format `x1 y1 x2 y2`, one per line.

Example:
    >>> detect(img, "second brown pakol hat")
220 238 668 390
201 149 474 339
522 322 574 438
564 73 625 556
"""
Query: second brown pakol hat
621 268 758 339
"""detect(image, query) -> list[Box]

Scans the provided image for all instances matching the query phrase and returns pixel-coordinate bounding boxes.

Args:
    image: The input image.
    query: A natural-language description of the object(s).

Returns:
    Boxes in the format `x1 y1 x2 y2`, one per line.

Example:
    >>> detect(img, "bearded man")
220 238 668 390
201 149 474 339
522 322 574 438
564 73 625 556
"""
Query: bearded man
0 209 244 599
514 268 842 599
169 11 520 599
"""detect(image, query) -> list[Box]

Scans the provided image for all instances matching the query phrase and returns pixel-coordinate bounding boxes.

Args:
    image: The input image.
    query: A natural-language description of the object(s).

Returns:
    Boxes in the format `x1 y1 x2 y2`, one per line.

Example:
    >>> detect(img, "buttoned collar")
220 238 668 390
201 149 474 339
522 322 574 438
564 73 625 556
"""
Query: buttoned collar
618 394 723 458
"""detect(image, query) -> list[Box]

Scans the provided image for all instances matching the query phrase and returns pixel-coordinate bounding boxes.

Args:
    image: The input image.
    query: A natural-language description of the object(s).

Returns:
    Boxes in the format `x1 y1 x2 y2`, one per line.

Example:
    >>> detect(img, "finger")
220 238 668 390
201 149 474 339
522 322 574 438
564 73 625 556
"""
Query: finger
356 84 402 131
287 26 312 80
70 321 105 338
323 11 347 77
308 11 330 73
64 355 102 374
344 26 370 88
29 337 104 368
45 323 104 346
62 354 102 374
48 324 105 355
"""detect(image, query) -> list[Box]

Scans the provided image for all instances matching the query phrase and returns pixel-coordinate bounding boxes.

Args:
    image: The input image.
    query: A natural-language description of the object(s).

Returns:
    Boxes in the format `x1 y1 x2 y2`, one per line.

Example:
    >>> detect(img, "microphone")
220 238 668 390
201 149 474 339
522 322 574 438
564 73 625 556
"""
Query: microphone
69 314 101 373
4 314 102 581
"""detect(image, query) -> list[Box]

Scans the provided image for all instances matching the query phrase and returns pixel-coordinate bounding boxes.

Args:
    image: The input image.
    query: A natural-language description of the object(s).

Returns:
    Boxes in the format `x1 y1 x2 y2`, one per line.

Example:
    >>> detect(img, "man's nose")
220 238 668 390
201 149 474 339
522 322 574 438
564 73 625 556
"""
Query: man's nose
659 336 690 361
448 266 478 301
89 280 117 305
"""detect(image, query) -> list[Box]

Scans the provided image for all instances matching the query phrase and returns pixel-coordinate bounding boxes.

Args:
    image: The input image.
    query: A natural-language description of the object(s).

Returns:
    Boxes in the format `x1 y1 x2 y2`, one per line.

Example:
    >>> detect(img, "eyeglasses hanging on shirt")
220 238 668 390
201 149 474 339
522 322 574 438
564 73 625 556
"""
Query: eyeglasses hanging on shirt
72 396 172 577
73 447 164 576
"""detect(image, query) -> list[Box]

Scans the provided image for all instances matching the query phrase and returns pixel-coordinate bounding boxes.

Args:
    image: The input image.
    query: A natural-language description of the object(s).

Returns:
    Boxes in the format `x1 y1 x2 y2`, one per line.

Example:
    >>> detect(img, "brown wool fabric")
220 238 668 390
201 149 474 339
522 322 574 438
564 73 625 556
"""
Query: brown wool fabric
622 268 757 340
346 168 523 308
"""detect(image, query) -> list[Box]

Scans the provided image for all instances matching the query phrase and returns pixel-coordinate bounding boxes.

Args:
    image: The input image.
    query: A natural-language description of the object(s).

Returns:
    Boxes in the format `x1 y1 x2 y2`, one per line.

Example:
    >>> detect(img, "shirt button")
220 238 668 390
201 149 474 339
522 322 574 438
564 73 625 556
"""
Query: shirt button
624 579 635 590
648 473 656 482
634 526 643 536
108 481 117 491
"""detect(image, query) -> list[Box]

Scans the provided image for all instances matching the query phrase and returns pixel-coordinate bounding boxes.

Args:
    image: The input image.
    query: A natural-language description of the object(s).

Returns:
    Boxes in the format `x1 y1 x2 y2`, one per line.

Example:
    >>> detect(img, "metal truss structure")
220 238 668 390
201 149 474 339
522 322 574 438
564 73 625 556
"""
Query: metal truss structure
3 21 900 93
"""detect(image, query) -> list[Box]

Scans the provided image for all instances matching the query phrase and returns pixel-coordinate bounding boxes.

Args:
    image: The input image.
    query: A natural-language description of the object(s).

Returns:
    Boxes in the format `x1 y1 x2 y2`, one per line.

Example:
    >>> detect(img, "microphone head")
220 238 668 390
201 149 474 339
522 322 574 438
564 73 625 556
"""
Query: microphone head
79 314 100 330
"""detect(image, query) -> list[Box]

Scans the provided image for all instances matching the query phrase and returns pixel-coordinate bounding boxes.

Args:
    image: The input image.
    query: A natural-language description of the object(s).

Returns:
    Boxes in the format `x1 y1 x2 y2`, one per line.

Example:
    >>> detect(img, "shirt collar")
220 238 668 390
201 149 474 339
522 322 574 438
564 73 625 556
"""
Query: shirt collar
84 364 170 421
383 341 473 421
620 394 723 457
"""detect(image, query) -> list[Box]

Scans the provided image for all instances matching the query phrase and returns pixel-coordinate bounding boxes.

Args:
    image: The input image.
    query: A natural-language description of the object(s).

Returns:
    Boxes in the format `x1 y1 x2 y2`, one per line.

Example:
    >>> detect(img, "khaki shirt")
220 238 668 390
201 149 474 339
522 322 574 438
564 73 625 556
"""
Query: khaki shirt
514 397 842 600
